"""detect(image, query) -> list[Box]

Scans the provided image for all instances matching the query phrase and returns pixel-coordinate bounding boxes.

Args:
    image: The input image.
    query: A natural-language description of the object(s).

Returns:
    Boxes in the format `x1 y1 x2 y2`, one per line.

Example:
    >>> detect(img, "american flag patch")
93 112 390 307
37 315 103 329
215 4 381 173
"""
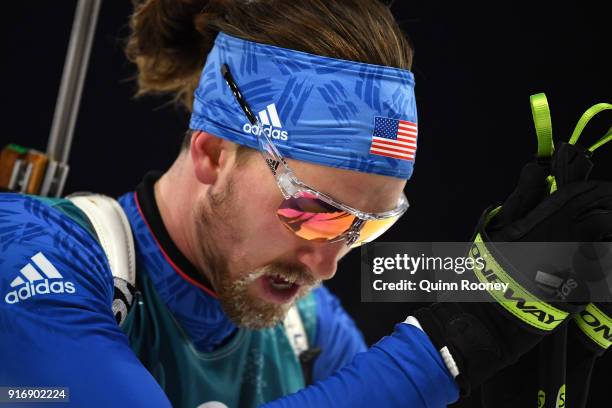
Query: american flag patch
369 117 417 161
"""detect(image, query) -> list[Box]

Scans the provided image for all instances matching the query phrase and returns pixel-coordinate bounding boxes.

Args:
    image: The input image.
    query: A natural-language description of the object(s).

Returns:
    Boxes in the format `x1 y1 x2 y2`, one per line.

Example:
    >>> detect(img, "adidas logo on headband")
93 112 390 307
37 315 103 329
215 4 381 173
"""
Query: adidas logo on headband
242 103 289 141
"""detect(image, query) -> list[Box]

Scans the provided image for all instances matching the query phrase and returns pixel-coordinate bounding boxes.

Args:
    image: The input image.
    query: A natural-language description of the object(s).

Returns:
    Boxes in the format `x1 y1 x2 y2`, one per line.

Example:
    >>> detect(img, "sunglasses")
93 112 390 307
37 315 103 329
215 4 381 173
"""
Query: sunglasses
220 64 409 247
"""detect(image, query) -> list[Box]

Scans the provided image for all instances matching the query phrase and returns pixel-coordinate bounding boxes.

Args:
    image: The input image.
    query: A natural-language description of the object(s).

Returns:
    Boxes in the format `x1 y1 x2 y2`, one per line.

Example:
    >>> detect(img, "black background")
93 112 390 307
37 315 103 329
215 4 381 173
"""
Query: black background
3 1 611 407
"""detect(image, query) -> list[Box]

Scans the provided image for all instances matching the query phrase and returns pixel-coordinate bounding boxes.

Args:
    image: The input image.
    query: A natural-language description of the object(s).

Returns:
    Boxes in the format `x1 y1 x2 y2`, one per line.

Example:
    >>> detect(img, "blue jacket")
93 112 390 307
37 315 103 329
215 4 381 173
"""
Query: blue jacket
0 173 458 407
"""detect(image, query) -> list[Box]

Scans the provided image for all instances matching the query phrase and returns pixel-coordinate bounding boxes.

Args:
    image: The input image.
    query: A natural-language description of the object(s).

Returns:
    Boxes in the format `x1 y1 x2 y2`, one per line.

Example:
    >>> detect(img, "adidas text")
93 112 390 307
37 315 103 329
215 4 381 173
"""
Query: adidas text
243 123 288 141
4 280 76 304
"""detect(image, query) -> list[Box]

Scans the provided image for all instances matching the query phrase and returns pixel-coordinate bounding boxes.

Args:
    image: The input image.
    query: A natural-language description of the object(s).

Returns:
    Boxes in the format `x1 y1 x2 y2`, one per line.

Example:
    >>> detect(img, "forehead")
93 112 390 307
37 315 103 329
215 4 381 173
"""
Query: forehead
286 158 407 213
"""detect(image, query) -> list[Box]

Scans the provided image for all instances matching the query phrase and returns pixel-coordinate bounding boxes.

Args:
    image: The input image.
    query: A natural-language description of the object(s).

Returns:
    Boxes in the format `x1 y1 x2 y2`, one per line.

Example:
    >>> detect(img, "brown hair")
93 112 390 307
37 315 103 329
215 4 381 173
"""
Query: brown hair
125 0 413 111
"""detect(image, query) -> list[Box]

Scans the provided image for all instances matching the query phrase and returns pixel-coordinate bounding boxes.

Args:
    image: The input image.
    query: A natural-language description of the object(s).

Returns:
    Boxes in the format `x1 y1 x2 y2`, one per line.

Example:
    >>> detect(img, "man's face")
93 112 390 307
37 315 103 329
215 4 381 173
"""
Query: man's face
193 149 406 329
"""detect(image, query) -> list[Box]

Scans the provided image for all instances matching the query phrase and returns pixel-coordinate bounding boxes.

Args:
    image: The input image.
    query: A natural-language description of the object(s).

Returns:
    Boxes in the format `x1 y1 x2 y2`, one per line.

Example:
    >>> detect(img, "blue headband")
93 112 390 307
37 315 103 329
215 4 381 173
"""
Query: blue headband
189 32 418 179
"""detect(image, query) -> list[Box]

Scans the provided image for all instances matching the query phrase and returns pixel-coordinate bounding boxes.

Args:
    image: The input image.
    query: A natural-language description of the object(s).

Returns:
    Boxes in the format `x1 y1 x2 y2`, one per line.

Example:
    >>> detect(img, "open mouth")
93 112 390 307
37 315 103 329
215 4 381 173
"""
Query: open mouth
258 274 301 304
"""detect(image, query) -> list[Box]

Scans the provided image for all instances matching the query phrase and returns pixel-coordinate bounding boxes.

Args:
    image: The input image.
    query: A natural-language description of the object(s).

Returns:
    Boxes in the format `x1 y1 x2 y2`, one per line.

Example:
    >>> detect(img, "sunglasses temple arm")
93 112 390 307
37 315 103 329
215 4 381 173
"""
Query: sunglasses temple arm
220 64 258 125
220 63 284 163
220 63 300 199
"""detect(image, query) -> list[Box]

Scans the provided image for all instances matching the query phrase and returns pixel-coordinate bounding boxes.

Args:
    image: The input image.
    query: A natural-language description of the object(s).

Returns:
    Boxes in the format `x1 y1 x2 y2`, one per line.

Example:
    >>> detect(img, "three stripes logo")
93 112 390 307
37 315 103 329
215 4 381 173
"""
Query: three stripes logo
242 103 289 141
4 252 76 304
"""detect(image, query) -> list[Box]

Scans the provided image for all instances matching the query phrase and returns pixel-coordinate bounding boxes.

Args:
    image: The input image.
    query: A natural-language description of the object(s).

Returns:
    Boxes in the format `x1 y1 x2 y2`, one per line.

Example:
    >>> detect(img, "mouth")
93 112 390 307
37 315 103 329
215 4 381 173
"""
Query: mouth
257 274 302 305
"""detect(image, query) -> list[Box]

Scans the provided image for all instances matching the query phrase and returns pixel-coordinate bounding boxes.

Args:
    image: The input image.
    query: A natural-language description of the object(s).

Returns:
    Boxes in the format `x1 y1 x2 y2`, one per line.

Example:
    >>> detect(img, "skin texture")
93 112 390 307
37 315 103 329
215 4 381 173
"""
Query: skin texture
155 131 406 328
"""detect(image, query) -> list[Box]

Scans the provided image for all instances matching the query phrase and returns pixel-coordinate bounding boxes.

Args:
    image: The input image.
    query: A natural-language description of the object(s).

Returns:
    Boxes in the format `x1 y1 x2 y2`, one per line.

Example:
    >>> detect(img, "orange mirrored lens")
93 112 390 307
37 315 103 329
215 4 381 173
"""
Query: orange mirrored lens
349 215 400 248
277 195 356 241
277 193 400 245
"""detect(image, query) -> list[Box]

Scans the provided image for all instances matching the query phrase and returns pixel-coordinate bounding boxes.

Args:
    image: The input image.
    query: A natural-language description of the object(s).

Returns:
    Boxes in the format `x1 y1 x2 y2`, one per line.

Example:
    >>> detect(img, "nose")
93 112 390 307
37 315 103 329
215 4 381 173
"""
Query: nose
295 240 349 281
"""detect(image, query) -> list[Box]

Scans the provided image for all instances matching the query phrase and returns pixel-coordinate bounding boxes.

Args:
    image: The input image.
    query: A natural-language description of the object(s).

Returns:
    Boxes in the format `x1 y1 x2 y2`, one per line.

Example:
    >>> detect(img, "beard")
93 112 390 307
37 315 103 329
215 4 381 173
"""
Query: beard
194 179 320 329
215 263 319 329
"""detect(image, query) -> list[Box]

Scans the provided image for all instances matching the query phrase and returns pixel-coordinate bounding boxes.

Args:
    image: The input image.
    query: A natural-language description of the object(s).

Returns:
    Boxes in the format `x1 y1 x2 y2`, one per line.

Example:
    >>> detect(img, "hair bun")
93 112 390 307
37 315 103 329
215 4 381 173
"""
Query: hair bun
125 0 222 110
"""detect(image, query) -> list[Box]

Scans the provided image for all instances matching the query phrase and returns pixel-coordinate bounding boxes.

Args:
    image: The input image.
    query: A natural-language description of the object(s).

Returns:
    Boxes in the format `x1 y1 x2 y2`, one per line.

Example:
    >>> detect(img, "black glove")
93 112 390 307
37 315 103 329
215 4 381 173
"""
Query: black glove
414 156 612 396
478 143 612 408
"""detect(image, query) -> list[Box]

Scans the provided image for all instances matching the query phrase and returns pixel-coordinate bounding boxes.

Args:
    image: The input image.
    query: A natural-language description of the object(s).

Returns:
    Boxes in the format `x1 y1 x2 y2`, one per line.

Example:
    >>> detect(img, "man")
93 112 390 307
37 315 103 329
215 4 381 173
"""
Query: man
2 1 611 407
0 1 454 405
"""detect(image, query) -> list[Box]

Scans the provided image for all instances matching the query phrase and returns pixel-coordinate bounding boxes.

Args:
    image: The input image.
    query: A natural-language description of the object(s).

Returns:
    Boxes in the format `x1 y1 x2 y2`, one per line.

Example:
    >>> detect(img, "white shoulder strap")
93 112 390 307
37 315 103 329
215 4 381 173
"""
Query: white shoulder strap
67 193 136 325
283 304 309 358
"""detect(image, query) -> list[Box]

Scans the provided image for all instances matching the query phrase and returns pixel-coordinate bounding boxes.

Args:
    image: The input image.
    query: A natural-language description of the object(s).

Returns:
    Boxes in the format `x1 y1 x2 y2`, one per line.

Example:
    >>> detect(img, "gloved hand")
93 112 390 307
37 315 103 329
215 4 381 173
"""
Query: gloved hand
414 154 612 396
477 141 612 408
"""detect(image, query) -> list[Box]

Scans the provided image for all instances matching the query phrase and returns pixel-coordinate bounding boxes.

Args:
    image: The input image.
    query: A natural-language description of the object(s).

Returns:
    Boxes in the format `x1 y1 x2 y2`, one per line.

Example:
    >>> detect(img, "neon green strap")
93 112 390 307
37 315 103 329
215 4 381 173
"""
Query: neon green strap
568 103 612 146
530 93 556 193
530 93 555 158
574 303 612 350
588 126 612 153
532 97 612 192
530 96 612 158
469 234 569 331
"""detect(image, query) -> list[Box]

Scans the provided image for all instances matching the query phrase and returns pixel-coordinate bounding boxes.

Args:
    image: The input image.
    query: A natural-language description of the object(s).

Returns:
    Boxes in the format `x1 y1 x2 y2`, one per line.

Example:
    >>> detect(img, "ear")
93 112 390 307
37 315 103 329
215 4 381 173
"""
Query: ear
189 131 233 185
